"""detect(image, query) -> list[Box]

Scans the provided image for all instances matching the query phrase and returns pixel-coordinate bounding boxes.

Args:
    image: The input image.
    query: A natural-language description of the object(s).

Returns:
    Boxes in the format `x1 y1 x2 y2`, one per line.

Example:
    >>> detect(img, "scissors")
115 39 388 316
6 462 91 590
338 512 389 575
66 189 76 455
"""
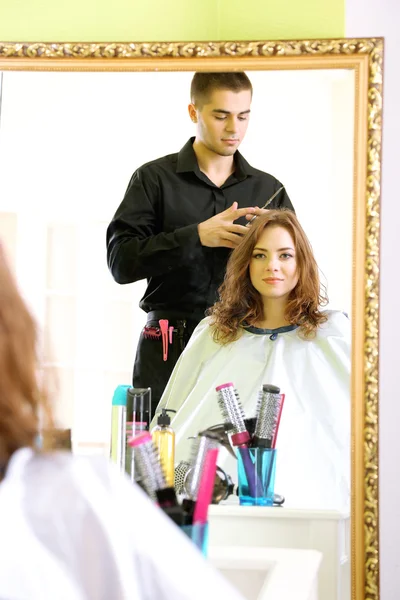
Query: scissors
246 185 285 226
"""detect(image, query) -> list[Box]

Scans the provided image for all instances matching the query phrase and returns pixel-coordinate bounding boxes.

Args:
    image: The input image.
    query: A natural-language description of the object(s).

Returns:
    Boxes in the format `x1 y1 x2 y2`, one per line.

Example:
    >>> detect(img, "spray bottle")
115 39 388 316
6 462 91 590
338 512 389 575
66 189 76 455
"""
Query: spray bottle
151 408 176 487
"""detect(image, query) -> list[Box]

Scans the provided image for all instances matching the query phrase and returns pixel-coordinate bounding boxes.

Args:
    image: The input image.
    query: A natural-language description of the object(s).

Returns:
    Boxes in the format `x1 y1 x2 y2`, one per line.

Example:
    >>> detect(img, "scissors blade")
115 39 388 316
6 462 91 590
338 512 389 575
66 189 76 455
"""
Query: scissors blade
246 185 285 227
261 185 285 210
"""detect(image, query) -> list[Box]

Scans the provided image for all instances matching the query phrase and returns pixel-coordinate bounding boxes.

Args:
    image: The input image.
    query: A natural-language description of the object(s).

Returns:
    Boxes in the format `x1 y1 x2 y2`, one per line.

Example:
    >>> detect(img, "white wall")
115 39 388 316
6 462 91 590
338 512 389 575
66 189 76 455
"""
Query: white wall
346 8 400 600
241 69 354 314
0 69 354 306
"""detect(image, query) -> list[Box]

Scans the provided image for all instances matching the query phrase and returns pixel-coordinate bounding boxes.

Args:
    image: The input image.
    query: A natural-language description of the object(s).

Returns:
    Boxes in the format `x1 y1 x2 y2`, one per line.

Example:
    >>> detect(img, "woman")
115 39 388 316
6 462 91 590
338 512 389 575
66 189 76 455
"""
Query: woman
0 243 245 600
154 210 351 510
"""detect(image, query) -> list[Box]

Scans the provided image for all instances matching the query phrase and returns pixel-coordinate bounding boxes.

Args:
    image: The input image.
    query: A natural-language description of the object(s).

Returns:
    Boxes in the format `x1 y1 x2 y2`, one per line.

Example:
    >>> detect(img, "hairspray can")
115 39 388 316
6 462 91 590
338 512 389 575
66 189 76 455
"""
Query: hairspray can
110 386 151 481
110 385 131 472
125 387 151 482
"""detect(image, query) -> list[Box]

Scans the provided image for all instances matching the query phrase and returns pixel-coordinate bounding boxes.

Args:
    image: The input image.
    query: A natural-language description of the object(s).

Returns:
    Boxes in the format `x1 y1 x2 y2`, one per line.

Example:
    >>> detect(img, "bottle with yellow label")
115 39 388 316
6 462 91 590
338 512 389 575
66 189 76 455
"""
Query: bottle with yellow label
151 408 176 487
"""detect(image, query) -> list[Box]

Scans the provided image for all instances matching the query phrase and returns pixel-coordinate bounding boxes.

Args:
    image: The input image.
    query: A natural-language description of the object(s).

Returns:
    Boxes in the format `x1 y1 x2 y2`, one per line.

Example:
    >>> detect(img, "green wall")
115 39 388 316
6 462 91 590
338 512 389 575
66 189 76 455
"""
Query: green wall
0 0 344 42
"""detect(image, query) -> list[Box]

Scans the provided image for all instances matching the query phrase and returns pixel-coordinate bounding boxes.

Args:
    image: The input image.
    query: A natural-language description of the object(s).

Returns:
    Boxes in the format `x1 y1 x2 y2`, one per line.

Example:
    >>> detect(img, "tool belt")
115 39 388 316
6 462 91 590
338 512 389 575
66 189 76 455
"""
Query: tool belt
142 310 204 361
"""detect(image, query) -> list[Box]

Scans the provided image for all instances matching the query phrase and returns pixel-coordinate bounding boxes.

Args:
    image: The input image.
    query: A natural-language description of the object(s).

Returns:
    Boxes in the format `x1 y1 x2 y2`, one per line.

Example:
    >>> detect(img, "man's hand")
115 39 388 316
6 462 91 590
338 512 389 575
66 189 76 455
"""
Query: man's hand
245 207 271 227
198 203 257 249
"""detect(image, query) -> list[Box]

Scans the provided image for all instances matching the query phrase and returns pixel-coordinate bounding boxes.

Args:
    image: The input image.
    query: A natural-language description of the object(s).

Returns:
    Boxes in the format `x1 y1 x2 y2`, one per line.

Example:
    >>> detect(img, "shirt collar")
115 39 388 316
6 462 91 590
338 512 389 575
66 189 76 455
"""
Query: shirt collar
176 138 202 174
243 324 299 336
176 137 261 179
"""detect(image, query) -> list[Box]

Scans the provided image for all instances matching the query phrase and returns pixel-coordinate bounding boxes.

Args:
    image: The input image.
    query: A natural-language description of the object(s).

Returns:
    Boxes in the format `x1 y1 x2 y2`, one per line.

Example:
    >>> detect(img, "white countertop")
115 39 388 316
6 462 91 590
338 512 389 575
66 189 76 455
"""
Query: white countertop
209 497 350 520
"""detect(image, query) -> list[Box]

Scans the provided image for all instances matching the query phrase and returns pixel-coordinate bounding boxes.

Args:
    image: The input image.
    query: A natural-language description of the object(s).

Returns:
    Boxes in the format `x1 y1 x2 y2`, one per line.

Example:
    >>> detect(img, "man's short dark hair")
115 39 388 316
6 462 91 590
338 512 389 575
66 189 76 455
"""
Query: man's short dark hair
190 72 253 108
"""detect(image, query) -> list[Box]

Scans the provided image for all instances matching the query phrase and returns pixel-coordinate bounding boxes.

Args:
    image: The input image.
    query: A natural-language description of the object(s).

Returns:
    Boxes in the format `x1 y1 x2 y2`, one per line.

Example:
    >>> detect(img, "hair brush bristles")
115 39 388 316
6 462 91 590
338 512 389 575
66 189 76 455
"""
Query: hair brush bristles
174 460 190 495
129 433 166 498
254 385 282 448
216 383 251 447
185 434 218 501
216 384 246 435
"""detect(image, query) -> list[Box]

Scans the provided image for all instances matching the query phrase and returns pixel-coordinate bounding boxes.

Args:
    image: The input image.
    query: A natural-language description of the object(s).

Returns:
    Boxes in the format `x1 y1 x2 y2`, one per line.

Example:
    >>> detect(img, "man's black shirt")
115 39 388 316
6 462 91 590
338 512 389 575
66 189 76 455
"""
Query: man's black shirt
106 138 294 318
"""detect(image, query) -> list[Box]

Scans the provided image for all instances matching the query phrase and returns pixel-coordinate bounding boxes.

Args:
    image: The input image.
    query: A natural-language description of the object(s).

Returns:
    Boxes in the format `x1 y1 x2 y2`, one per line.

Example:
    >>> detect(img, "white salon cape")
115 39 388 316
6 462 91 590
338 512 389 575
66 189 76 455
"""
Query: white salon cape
0 448 245 600
156 310 351 511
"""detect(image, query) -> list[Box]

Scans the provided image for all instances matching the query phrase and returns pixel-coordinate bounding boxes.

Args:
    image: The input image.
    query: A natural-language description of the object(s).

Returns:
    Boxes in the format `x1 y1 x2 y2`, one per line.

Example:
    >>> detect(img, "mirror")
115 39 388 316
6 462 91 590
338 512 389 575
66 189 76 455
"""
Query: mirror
0 67 354 421
0 39 383 600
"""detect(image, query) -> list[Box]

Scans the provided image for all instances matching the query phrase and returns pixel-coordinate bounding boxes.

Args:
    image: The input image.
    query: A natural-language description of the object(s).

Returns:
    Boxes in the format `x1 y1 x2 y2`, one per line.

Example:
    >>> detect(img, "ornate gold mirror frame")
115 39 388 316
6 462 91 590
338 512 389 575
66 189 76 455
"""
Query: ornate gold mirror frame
0 38 383 600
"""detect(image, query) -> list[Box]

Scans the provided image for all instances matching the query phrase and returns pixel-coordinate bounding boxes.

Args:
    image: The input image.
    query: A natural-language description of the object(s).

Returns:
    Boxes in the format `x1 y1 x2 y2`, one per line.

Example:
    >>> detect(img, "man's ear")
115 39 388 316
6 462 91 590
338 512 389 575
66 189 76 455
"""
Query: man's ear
188 103 198 123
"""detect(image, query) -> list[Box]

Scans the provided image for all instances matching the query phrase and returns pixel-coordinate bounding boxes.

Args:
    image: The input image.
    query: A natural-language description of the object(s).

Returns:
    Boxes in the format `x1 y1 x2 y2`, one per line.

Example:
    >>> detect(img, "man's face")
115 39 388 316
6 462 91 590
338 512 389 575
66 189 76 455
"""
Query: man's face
189 88 252 156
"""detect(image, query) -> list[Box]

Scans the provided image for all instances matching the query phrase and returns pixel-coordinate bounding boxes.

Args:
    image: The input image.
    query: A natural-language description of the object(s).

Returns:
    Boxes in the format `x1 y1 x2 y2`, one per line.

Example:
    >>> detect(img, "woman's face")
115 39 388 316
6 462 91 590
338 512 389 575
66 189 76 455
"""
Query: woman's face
249 225 299 301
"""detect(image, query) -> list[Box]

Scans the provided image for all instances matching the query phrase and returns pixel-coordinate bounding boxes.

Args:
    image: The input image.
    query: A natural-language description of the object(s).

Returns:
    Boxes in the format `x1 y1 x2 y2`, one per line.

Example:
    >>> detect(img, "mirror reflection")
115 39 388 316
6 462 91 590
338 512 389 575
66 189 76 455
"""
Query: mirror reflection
106 71 296 417
156 209 351 511
0 65 355 600
0 68 354 496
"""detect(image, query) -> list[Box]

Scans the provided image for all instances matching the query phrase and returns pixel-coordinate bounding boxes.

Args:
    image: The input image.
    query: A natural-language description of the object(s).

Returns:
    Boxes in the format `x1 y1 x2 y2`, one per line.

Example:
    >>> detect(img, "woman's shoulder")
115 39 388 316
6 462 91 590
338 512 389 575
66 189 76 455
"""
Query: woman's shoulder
194 315 213 331
318 309 350 339
3 448 149 525
186 316 215 346
5 447 116 496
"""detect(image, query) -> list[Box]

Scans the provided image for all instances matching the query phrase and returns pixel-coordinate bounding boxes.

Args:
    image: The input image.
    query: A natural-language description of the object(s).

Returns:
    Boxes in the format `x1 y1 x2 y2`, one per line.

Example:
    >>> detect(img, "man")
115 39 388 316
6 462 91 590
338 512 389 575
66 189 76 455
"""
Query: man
106 72 294 418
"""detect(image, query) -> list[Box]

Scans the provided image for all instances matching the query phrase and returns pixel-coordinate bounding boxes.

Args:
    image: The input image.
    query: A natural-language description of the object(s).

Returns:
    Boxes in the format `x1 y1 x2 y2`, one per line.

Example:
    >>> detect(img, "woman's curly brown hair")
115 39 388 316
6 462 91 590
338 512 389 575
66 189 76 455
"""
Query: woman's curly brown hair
0 243 53 470
208 209 328 343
